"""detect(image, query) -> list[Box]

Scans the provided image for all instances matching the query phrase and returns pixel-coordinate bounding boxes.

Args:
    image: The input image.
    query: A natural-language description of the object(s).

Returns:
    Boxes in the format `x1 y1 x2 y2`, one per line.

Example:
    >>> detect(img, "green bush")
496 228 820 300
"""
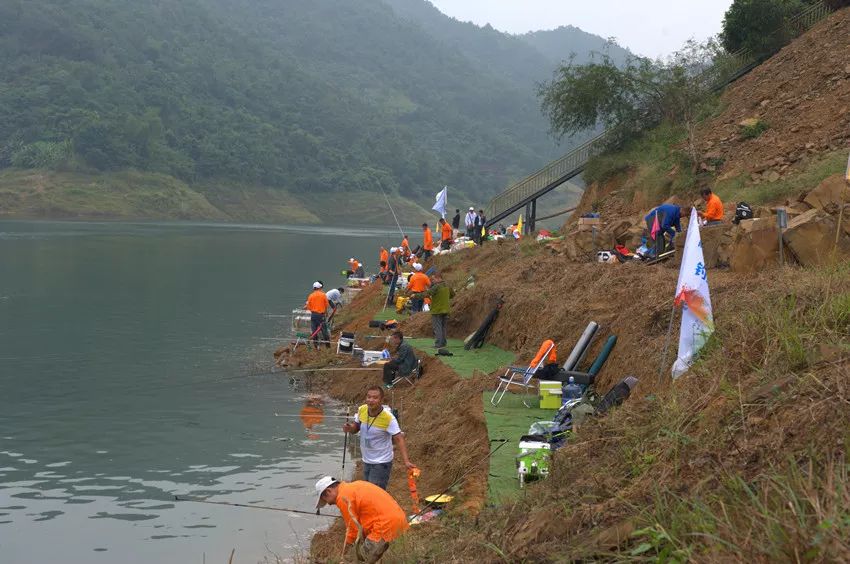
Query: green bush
11 140 72 169
740 120 770 139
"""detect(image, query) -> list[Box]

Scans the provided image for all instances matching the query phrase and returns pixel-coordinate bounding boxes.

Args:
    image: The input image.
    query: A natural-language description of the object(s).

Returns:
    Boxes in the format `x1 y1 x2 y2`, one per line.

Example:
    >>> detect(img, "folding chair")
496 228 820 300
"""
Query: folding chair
490 342 554 407
390 359 422 388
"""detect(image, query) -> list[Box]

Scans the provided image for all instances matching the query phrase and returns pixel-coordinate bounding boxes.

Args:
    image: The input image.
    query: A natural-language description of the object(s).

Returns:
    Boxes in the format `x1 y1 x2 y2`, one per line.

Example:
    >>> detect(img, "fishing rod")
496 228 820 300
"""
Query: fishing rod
407 439 509 522
377 182 405 238
174 495 336 518
274 412 352 419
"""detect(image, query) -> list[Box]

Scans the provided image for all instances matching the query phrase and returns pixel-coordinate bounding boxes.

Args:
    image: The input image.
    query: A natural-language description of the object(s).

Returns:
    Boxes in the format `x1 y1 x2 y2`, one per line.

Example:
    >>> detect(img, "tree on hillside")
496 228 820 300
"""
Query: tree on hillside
720 0 816 59
538 41 719 164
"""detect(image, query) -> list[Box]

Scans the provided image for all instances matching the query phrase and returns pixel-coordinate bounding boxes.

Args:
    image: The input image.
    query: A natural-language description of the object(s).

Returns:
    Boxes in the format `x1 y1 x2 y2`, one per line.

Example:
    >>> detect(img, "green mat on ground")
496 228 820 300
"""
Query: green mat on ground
482 391 557 504
405 338 515 379
372 307 406 322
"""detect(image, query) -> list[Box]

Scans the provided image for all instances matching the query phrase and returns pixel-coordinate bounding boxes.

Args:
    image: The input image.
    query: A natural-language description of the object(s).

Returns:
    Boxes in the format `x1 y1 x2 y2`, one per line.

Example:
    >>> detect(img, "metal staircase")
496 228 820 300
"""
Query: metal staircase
484 0 834 232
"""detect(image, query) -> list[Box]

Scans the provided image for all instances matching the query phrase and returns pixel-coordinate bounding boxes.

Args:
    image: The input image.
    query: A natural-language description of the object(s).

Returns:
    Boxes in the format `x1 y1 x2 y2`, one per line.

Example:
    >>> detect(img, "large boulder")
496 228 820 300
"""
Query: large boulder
803 174 850 213
730 219 780 273
700 223 734 267
782 209 850 266
562 229 615 261
671 221 733 269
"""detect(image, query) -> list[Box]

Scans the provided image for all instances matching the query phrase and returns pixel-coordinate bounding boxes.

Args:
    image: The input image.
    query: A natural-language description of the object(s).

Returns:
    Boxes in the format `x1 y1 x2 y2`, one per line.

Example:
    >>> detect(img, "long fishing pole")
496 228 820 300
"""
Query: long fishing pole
341 405 350 475
407 439 509 522
174 495 336 518
377 182 405 238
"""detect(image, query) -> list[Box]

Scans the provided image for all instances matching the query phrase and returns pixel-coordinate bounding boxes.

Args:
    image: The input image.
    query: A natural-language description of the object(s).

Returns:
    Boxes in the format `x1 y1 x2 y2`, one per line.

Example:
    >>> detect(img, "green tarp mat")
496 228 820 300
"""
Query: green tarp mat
482 391 557 504
406 338 515 379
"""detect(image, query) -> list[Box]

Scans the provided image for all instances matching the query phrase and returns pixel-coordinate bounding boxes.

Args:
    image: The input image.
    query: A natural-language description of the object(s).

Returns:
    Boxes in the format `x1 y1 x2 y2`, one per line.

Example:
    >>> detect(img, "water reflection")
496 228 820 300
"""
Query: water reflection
0 220 383 563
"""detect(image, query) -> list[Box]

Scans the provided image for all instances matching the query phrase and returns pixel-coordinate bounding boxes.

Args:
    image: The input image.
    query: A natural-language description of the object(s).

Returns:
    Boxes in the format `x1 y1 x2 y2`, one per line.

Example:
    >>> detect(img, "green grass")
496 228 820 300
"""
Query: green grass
0 169 226 220
714 149 849 206
583 122 698 205
405 338 516 379
482 392 558 504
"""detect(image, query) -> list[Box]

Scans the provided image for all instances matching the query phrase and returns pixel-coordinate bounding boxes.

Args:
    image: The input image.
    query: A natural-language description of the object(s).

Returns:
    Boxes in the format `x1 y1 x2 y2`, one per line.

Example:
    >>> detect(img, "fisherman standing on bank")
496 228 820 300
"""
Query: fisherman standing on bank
342 385 415 489
315 475 409 563
464 207 476 239
305 281 331 348
451 208 461 238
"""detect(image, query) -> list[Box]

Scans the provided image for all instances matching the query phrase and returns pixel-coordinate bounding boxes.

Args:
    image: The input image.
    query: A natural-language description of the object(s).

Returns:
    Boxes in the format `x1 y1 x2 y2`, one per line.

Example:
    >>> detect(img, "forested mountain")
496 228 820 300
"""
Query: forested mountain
0 0 623 223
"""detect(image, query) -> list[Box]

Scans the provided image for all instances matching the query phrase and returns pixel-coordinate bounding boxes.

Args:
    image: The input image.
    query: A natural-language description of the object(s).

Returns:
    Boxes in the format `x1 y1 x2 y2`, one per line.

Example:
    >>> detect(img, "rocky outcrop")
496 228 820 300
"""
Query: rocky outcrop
782 208 850 266
803 173 850 213
730 219 781 273
560 229 615 261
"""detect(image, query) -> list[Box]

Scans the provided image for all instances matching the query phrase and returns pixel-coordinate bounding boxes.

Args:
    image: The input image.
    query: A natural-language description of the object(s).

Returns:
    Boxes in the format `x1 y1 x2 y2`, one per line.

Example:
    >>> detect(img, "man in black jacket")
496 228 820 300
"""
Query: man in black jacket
451 209 461 238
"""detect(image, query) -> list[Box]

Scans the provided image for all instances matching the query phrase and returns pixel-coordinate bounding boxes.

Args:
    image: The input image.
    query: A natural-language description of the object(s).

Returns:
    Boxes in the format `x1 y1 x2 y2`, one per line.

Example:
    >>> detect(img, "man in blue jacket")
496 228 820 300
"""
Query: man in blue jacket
644 203 684 257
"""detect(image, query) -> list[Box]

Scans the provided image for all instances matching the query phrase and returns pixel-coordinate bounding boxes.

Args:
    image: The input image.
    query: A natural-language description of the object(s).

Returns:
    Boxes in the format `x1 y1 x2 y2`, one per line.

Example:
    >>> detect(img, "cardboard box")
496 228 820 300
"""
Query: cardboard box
578 217 602 232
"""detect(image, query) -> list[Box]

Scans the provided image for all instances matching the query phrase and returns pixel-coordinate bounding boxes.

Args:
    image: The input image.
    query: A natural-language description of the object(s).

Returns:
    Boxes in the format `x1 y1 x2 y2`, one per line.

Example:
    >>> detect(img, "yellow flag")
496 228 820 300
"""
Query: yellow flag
516 214 523 235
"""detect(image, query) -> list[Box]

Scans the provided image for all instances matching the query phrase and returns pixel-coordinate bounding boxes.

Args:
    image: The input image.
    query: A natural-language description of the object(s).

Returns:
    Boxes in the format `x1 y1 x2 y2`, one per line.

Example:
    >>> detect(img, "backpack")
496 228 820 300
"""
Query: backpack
733 202 754 224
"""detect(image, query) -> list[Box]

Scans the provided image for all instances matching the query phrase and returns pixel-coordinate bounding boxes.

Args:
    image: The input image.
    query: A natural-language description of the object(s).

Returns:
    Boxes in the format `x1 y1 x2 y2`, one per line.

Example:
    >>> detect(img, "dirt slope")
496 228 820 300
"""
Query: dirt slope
696 8 850 181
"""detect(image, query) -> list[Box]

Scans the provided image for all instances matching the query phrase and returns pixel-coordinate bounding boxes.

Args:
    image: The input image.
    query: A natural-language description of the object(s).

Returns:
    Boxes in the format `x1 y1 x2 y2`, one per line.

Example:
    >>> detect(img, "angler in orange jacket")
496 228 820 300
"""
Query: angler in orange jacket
421 223 434 261
316 477 409 563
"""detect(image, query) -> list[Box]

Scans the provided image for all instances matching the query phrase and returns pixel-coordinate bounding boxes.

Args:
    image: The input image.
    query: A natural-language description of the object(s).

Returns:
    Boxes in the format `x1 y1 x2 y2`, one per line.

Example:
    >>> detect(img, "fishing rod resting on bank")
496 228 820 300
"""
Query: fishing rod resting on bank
174 495 337 518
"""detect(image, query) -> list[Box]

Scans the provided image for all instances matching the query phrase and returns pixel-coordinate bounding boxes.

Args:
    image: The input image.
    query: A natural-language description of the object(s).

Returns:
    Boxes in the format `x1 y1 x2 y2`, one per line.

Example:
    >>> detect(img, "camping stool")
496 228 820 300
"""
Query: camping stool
391 359 422 388
337 331 355 355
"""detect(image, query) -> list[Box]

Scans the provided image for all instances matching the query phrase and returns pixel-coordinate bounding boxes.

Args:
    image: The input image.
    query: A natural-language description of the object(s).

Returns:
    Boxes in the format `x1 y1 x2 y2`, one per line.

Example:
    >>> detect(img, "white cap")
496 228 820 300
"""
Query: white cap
413 263 423 271
312 281 323 289
349 257 356 262
469 207 474 211
390 247 398 252
315 476 338 508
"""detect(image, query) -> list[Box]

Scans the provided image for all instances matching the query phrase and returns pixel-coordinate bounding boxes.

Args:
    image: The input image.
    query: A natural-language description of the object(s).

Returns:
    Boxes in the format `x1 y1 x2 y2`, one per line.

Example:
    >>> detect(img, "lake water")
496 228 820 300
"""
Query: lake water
0 220 396 563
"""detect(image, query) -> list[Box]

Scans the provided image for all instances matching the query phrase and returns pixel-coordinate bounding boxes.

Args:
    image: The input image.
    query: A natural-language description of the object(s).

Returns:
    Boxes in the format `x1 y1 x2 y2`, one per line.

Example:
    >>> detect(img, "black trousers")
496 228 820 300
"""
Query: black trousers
383 360 400 385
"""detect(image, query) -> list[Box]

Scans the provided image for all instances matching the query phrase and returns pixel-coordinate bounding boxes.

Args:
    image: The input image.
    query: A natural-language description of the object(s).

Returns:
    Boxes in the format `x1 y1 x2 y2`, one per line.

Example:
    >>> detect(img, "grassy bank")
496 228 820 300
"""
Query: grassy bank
302 237 850 562
0 168 439 225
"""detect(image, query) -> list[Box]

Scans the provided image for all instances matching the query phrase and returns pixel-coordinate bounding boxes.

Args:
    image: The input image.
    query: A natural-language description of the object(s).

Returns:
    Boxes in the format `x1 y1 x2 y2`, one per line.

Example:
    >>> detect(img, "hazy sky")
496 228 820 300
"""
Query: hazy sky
428 0 734 58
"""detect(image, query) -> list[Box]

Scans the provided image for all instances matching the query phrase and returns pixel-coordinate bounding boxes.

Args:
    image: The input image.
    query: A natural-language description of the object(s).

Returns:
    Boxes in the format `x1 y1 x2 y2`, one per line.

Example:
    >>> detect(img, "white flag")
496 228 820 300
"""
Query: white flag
432 186 447 218
671 208 715 379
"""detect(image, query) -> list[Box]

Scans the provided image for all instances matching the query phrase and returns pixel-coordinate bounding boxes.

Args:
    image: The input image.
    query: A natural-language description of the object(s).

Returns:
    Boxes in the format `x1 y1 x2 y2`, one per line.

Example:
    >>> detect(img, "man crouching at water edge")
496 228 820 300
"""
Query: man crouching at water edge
315 476 409 563
342 385 415 490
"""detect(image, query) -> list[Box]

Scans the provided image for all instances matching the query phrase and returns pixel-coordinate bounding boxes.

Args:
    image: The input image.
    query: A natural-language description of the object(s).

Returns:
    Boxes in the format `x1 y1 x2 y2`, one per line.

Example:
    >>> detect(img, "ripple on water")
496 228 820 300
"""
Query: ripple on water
33 510 64 522
89 511 159 522
45 461 71 468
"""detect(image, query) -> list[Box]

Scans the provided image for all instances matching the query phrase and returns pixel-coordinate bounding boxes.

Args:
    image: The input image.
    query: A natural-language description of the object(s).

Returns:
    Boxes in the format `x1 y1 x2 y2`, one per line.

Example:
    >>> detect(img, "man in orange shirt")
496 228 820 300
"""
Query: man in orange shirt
406 263 431 312
421 223 434 260
698 188 724 225
439 217 453 250
305 281 331 348
315 476 409 563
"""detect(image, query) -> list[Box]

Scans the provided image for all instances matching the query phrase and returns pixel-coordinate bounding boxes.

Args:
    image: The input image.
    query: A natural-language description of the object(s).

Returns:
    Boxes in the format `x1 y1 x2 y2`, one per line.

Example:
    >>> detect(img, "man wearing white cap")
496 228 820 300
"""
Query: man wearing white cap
315 475 408 563
464 206 477 239
348 258 365 279
305 281 330 348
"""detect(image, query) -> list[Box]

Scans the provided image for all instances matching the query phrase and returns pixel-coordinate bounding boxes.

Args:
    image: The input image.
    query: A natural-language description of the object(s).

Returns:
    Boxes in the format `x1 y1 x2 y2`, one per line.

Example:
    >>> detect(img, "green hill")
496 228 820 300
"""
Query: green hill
0 0 616 223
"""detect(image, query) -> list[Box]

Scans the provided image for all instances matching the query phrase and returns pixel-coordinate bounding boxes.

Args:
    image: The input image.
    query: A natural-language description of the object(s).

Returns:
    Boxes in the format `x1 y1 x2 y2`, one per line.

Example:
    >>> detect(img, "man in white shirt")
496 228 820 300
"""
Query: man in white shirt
464 207 477 239
342 386 415 490
325 287 345 330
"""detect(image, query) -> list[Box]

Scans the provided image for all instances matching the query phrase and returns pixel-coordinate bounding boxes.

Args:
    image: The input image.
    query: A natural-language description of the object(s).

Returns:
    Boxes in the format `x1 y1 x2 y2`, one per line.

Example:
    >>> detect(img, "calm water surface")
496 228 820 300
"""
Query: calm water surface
0 220 395 563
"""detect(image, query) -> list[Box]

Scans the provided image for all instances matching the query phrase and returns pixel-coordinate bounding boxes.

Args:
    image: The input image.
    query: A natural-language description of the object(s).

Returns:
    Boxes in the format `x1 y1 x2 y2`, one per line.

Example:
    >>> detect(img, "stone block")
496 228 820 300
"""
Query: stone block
783 209 850 266
803 174 850 214
730 221 780 273
562 229 615 261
